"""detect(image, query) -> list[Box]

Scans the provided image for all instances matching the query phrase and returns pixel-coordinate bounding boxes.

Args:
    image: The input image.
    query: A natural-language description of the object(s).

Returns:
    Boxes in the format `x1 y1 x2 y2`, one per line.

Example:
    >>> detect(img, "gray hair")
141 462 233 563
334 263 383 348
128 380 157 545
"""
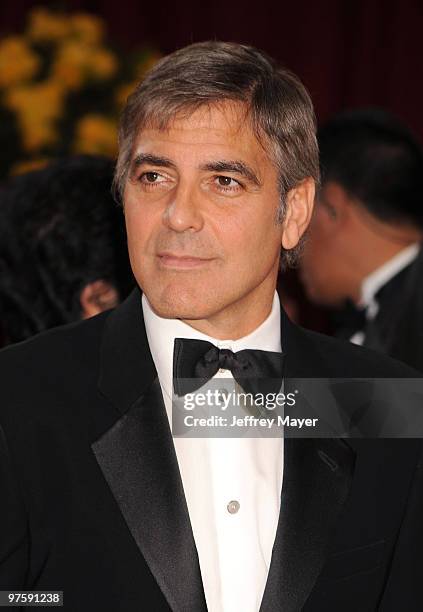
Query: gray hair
114 41 319 266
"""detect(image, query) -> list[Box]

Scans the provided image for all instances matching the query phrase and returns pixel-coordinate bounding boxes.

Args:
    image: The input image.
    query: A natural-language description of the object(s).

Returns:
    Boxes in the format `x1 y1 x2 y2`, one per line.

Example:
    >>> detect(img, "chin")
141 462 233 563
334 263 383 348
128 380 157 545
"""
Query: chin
143 283 218 321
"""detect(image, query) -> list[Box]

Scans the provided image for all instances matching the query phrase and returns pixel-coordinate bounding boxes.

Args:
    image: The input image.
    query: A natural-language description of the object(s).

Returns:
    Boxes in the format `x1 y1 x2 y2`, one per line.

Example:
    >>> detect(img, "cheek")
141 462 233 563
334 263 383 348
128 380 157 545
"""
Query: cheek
124 197 159 253
221 210 282 266
301 233 328 289
303 243 326 282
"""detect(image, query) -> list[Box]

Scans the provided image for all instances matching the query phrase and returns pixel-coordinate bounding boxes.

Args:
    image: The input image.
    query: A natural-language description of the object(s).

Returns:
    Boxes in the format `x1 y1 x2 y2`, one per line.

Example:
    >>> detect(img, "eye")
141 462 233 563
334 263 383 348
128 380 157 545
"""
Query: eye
139 171 166 184
214 176 241 190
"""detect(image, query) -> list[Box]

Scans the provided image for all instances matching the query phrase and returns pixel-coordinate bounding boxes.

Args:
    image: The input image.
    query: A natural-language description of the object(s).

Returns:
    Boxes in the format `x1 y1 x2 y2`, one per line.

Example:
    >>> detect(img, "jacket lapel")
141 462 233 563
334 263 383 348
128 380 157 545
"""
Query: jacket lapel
93 289 207 612
260 436 355 612
259 309 356 612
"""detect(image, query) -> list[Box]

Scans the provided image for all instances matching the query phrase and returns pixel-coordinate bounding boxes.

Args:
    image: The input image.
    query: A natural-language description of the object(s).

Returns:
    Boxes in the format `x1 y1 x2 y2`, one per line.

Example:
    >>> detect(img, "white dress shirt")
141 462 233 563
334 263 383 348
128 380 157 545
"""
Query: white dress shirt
350 243 420 346
142 293 284 612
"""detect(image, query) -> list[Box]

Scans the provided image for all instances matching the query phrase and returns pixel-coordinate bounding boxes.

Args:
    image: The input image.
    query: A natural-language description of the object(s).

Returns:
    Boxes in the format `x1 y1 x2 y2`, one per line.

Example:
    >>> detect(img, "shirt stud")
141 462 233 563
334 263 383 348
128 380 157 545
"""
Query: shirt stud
227 500 240 514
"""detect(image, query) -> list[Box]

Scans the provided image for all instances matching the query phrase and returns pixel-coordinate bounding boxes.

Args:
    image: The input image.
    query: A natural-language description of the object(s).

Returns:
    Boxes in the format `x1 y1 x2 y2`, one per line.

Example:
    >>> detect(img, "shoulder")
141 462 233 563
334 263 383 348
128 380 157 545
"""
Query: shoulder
0 308 111 373
0 309 113 421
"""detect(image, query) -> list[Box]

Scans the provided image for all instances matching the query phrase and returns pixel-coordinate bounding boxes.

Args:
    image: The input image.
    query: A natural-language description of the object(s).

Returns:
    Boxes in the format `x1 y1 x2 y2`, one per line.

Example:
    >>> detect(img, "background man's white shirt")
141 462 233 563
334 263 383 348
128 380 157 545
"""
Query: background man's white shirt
350 242 420 345
143 293 283 612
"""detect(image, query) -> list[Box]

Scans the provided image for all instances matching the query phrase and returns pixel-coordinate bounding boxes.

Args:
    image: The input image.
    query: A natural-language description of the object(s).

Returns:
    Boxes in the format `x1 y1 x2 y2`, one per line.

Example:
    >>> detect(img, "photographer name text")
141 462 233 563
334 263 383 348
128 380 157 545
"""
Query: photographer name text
184 415 318 429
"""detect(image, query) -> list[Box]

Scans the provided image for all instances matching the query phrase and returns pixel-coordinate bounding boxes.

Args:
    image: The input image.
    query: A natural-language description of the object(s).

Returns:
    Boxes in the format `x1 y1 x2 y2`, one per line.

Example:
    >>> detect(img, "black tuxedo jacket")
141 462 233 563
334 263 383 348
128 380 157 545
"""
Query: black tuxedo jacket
342 245 423 372
1 288 423 611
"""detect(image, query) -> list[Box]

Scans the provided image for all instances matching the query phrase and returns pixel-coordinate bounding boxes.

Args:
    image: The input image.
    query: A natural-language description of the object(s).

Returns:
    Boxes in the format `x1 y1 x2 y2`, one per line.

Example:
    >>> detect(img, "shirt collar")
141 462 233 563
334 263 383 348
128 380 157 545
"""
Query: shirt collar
142 292 282 400
359 242 420 318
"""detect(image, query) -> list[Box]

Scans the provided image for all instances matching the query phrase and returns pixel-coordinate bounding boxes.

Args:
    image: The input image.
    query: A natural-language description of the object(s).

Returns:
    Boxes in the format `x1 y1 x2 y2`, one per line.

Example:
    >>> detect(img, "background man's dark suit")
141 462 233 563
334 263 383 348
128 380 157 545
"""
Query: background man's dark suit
1 288 422 611
360 246 423 372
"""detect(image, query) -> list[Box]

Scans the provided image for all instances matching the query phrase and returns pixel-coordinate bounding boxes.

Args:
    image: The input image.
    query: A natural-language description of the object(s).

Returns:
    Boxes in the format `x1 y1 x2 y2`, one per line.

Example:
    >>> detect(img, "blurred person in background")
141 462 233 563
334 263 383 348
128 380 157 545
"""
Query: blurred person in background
0 155 134 347
300 109 423 371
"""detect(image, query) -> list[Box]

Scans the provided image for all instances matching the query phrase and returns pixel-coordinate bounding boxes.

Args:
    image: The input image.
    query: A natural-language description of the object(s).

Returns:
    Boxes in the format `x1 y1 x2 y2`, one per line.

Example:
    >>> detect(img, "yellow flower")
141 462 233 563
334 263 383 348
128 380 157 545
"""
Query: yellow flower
6 80 64 117
88 49 118 80
74 115 118 157
52 41 118 89
71 13 105 45
27 7 70 42
0 36 41 87
20 119 58 152
52 40 90 89
5 81 65 151
10 158 50 176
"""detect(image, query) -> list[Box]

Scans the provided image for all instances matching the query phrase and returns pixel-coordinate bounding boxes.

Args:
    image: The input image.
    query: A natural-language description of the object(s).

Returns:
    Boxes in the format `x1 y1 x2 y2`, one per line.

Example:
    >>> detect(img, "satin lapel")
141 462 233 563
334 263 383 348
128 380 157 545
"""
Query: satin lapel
260 437 355 612
94 289 207 612
259 307 356 612
92 378 207 612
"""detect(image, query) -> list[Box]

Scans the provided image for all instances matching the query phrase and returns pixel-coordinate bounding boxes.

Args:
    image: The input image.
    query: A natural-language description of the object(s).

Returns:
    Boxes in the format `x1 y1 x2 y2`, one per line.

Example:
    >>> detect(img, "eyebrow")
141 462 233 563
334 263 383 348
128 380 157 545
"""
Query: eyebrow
130 154 261 187
200 160 261 187
131 153 177 173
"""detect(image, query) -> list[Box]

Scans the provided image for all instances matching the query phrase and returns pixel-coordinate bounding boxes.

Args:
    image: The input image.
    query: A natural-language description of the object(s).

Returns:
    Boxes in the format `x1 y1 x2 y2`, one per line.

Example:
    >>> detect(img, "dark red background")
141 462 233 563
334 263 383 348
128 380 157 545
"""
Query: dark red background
2 0 423 139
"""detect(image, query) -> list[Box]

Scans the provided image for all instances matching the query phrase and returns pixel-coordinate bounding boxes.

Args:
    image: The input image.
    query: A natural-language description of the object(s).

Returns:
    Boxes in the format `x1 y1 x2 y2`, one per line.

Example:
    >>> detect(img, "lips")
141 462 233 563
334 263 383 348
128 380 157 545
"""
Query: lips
157 252 214 269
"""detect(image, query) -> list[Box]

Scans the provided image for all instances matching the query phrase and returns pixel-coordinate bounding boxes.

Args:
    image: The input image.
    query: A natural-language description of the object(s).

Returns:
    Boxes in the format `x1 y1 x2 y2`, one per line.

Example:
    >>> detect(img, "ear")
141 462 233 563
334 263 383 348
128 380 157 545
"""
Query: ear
79 280 119 319
281 177 315 250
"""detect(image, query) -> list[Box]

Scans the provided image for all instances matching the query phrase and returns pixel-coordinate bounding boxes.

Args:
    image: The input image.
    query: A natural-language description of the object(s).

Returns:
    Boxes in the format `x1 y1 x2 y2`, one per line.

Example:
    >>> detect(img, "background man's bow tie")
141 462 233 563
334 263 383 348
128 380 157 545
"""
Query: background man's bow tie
173 337 284 395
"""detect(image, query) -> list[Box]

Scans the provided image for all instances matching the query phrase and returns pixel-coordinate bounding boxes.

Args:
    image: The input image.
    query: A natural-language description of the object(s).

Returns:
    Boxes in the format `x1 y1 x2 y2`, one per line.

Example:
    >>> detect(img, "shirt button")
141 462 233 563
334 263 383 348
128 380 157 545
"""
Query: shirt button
227 500 240 514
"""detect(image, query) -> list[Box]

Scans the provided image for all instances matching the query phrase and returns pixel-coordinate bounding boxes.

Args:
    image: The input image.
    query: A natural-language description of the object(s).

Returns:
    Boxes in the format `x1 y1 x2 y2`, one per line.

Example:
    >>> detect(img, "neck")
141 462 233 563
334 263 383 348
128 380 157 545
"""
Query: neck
182 283 276 341
348 236 421 304
342 204 422 303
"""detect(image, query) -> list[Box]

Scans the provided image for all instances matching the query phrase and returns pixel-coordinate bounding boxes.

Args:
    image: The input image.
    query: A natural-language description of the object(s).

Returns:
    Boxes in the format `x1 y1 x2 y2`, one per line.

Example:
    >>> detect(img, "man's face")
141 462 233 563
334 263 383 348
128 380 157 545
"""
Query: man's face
300 182 355 306
124 102 300 335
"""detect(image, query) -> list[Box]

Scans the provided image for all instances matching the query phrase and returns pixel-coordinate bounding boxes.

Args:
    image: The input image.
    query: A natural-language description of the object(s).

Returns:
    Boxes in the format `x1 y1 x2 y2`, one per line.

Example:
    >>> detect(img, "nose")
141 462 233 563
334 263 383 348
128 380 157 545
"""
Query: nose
162 183 204 233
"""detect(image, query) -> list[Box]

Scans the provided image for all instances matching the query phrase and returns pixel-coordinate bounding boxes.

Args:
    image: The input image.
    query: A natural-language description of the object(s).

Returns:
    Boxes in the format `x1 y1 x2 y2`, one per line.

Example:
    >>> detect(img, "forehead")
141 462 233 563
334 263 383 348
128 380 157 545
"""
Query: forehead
131 102 271 165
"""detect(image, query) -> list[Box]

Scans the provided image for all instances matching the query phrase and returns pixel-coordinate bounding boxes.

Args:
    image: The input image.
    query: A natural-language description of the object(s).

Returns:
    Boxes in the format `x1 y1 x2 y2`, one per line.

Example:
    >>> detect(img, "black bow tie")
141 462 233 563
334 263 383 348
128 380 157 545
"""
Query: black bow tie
173 338 284 396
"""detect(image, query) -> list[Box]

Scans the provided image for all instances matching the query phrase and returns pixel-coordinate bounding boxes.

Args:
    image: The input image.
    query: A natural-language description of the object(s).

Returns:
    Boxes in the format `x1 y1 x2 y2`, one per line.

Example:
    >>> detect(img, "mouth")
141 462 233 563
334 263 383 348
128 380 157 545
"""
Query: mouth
157 252 215 269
